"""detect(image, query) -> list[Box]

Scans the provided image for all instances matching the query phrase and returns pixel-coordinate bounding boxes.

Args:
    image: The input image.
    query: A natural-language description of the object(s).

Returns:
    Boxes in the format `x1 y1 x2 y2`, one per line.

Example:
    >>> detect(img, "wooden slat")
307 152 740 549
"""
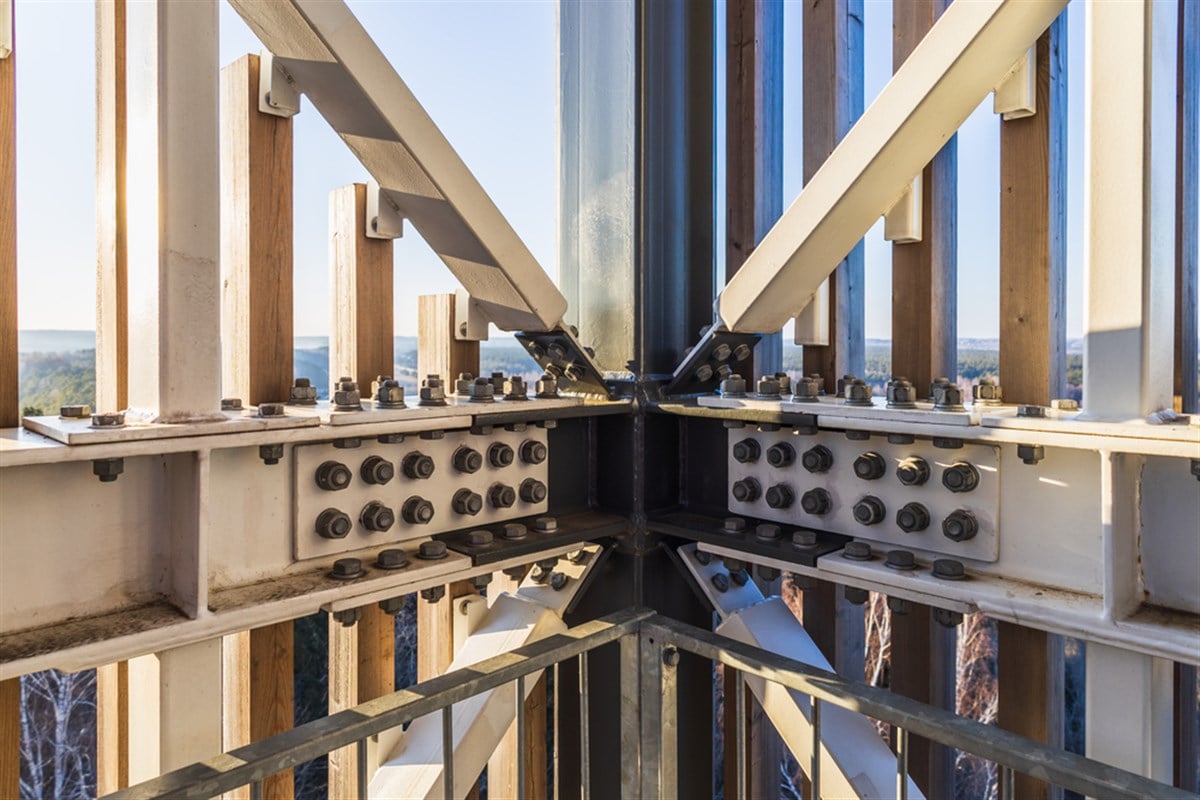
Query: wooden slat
889 606 955 798
221 54 293 405
891 0 957 389
331 184 394 390
327 616 359 800
1176 0 1199 415
221 632 250 800
800 0 864 389
417 294 480 384
0 0 16 429
96 0 128 413
96 661 130 794
416 581 479 682
0 677 18 800
358 605 395 703
997 621 1064 800
249 623 294 799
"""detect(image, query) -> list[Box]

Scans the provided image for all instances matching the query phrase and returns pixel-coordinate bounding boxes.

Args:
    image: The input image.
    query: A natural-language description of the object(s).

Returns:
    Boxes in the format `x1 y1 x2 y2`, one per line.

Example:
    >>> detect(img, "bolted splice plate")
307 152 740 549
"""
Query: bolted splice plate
664 328 763 397
647 510 850 568
516 327 613 398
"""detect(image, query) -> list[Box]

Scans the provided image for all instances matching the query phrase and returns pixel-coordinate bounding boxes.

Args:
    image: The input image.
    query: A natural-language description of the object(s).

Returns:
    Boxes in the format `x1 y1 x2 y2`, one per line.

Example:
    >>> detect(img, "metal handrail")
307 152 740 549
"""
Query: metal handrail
103 607 1199 800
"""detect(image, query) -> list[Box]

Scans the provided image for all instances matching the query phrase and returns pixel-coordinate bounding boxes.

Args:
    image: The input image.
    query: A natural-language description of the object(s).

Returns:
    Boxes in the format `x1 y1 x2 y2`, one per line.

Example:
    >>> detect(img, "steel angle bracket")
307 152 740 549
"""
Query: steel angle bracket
648 510 850 569
516 327 612 398
664 327 762 397
435 511 627 566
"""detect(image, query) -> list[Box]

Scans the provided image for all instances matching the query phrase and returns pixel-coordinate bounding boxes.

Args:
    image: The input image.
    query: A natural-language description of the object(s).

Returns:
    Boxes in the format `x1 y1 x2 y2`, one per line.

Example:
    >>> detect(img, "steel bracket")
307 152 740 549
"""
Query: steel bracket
454 289 489 342
993 46 1036 120
366 179 405 240
257 50 301 118
516 327 612 398
884 175 924 243
664 327 763 397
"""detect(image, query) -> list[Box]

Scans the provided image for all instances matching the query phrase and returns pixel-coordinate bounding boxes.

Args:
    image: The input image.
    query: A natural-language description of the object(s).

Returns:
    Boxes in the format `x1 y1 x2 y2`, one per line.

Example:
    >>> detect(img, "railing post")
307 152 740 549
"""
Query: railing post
637 628 664 800
618 633 641 800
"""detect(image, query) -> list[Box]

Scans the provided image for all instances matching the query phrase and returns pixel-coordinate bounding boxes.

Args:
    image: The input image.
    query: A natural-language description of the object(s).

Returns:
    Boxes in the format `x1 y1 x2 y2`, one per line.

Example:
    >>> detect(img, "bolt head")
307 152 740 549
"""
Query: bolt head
332 388 362 411
722 517 747 533
931 380 965 411
710 573 730 593
732 344 752 362
504 376 528 400
800 488 831 516
755 523 781 541
534 516 557 532
1017 444 1045 465
452 489 483 516
885 549 917 570
792 376 822 402
549 572 569 591
417 540 448 560
376 549 409 570
896 502 930 533
932 558 967 580
792 530 818 549
765 484 794 509
535 373 559 398
488 443 515 468
316 508 352 539
288 380 318 405
329 558 364 580
520 478 548 504
662 647 680 667
844 586 869 605
489 484 517 508
469 377 496 402
694 363 714 382
719 376 747 397
942 510 978 542
376 380 406 408
402 496 435 525
520 440 548 465
221 398 243 411
467 529 494 546
502 522 528 540
755 375 782 398
93 457 125 482
1050 398 1079 412
59 404 91 418
90 412 126 428
712 343 732 361
887 596 912 615
259 444 284 465
843 541 873 560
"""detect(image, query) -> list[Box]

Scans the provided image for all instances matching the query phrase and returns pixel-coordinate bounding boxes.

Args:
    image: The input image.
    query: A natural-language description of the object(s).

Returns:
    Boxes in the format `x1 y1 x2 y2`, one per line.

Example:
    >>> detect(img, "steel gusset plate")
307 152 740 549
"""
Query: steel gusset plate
516 328 614 398
664 328 763 397
647 510 850 568
435 510 627 566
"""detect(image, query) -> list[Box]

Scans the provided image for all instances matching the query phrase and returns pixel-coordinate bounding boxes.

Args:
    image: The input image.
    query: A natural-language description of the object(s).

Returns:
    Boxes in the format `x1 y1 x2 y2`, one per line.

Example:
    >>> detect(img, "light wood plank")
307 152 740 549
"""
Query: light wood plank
96 661 130 794
328 616 359 800
221 632 250 800
330 184 394 390
998 621 1064 800
358 605 395 703
0 677 18 800
96 0 128 413
889 606 955 799
250 623 294 799
0 0 16 429
221 54 293 406
417 293 480 384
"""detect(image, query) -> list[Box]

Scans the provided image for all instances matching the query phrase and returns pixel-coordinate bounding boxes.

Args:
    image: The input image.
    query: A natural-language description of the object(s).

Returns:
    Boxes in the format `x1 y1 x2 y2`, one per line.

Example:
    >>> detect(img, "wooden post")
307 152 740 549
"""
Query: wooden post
891 0 957 389
96 661 129 794
416 293 480 384
1 0 16 430
889 608 956 797
328 616 359 800
330 184 393 389
801 0 865 389
96 0 128 413
996 17 1068 800
0 678 18 800
248 624 293 799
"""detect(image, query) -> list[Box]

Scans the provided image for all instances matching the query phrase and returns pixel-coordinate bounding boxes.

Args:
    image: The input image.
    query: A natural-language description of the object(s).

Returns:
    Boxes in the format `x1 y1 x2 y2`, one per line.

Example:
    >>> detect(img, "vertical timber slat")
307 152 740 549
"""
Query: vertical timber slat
0 678 17 800
328 617 359 800
888 608 955 798
96 0 128 413
997 17 1068 800
0 0 15 430
331 183 393 391
249 624 294 799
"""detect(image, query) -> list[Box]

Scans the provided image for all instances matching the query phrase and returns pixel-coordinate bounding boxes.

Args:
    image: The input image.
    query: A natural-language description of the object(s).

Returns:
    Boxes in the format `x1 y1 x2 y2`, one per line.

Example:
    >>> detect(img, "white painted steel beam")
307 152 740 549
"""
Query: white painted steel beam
1082 0 1178 419
227 0 568 332
124 0 223 421
717 0 1066 334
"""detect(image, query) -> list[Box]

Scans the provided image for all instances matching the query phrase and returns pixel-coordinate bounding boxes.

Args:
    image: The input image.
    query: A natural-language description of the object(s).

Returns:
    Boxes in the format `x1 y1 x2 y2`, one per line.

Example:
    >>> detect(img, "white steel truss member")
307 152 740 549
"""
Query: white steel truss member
228 0 568 333
717 0 1066 335
678 546 922 800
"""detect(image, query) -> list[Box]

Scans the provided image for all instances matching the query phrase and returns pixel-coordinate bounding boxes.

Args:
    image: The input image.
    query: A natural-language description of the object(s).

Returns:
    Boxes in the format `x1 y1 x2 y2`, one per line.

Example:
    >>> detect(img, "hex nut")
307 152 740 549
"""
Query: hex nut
333 437 361 449
843 541 873 561
755 565 782 582
360 455 394 485
488 372 507 392
421 585 447 603
1017 404 1047 418
502 523 528 540
852 496 886 526
452 488 483 516
845 430 871 441
801 445 833 474
887 433 916 445
520 440 548 465
973 377 1002 405
488 442 515 468
489 483 517 509
895 457 930 486
91 412 125 428
536 373 559 399
505 376 529 400
800 488 831 516
756 375 782 398
766 442 795 468
520 478 548 503
417 540 448 560
843 378 873 406
221 397 243 411
550 572 569 591
1050 398 1078 412
885 549 917 571
329 558 364 580
376 549 409 570
933 558 967 580
723 517 747 533
712 343 732 361
288 378 318 406
60 404 92 418
934 608 964 628
932 437 964 450
765 484 794 509
375 380 406 409
792 530 819 549
1018 444 1045 465
885 377 918 409
844 586 870 605
402 452 436 480
887 597 912 615
710 573 730 593
418 375 447 406
731 478 761 503
694 549 713 565
402 496 435 525
259 444 284 465
332 377 362 411
774 372 792 395
455 373 475 396
453 446 483 474
896 502 931 533
729 569 750 587
853 452 887 480
360 502 396 532
792 375 822 402
315 461 352 491
93 457 125 483
316 508 353 539
467 530 494 546
534 516 558 533
719 376 747 397
942 462 979 493
942 510 978 542
732 438 761 464
755 523 782 542
469 377 495 403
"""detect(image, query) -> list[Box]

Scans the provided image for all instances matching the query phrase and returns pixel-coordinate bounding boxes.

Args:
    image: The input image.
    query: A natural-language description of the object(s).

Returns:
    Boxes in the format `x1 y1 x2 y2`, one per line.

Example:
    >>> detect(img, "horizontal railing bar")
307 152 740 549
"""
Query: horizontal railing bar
642 617 1199 800
102 606 653 800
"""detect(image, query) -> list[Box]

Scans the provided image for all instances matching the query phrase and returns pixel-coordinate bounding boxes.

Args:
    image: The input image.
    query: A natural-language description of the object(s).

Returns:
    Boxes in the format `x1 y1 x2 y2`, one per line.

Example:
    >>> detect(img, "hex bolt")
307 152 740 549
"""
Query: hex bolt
719 375 747 397
505 375 529 400
452 489 483 516
332 377 362 412
792 375 822 402
895 457 930 486
488 372 507 393
376 549 409 570
756 565 782 582
694 549 713 565
885 549 917 571
379 597 406 615
732 438 761 464
401 496 435 525
93 457 125 483
402 451 436 480
549 572 569 591
520 477 549 504
853 452 887 480
774 372 792 395
933 437 964 450
421 585 447 603
452 446 483 474
530 564 552 584
942 462 980 493
929 378 964 412
844 586 869 605
329 558 364 581
333 437 361 449
755 523 782 542
731 478 761 503
888 433 916 445
1018 444 1045 465
468 377 495 403
315 460 352 491
801 444 833 474
887 597 912 615
418 374 447 407
800 488 832 516
91 412 125 429
455 372 475 396
853 496 886 526
843 378 873 406
942 510 979 542
792 574 818 590
793 530 818 549
468 573 493 591
536 373 560 399
885 377 918 409
417 540 448 560
359 502 395 533
534 516 558 533
973 377 1003 406
710 573 730 593
375 379 406 409
843 540 873 561
837 374 857 395
316 508 353 539
360 455 394 485
502 522 528 540
723 556 746 573
221 397 243 411
765 484 794 509
378 433 405 445
766 442 795 468
488 442 515 468
934 608 964 628
60 404 91 418
729 569 750 587
723 517 747 533
489 483 517 509
845 430 871 441
288 378 318 406
1050 398 1079 412
258 444 284 465
712 343 732 361
756 375 782 399
519 440 548 465
933 558 967 580
732 343 752 362
896 502 931 533
659 647 681 668
467 529 494 546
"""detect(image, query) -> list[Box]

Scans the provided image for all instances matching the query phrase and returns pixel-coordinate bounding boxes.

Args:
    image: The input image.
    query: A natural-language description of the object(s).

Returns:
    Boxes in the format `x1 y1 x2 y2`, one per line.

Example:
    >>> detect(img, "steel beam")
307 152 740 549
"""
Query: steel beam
717 0 1067 334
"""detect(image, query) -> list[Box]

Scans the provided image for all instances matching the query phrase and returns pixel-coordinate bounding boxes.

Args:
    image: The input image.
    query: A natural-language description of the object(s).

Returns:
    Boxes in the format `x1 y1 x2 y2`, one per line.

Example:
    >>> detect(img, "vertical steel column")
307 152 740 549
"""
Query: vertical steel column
619 635 641 800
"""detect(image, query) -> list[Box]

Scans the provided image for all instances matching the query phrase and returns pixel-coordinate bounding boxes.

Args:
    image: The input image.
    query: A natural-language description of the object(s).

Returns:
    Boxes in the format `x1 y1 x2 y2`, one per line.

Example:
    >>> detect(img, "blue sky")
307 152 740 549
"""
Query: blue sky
12 0 1087 340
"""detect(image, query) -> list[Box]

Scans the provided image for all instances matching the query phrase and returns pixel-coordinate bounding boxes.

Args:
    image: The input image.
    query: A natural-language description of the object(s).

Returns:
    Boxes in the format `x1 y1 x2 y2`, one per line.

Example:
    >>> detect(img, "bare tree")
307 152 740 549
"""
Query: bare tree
18 669 96 800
